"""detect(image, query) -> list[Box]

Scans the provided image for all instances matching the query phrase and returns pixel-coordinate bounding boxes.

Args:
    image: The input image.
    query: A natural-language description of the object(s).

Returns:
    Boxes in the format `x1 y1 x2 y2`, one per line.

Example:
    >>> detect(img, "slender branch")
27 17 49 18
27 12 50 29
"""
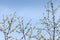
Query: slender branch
50 0 55 40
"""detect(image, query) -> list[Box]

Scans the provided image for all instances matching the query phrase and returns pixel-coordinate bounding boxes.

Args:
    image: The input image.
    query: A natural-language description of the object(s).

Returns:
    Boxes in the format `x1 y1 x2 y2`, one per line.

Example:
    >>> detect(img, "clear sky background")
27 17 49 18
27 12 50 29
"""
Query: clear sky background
0 0 60 40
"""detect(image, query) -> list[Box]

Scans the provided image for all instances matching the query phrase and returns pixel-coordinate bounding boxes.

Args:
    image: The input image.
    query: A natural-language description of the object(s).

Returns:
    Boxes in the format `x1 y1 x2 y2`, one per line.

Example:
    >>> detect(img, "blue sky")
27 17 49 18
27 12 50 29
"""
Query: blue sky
0 0 60 19
0 0 60 40
0 0 48 18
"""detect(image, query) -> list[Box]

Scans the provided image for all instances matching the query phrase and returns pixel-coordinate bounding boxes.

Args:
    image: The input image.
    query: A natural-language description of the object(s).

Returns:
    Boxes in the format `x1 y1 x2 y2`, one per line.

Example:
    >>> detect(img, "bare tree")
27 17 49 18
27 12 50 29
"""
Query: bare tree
15 17 40 40
0 0 60 40
0 14 20 40
40 0 60 40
